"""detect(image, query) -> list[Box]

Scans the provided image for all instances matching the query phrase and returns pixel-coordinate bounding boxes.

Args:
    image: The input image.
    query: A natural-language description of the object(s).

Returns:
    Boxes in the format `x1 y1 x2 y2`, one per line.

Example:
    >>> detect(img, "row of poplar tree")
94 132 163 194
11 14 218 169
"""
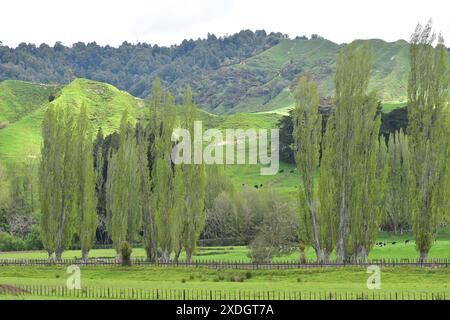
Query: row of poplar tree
292 23 448 263
39 79 206 263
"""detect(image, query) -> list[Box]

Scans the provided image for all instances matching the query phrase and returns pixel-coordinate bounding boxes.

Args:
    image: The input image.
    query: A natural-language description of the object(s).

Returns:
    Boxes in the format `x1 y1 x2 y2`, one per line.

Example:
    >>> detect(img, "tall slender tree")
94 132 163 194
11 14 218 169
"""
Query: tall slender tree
152 91 178 262
74 104 98 262
385 130 411 234
136 121 157 262
39 103 77 262
106 109 140 259
180 87 206 263
317 114 338 263
323 42 381 262
292 75 324 263
408 22 449 261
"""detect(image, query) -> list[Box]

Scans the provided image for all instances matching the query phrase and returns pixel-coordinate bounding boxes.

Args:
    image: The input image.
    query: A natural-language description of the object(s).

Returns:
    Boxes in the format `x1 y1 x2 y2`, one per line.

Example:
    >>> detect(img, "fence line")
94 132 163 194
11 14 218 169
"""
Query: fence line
0 285 447 300
0 257 449 268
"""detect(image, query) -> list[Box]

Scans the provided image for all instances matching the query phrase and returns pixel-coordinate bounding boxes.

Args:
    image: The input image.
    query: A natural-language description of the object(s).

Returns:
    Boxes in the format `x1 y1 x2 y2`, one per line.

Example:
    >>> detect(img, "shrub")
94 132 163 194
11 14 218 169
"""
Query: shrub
24 225 43 250
0 232 25 251
120 241 133 266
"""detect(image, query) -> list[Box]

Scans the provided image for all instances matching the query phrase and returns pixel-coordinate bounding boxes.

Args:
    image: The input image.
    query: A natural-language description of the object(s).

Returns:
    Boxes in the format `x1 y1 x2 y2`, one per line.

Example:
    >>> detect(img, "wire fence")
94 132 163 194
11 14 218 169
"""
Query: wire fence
0 285 448 300
0 257 449 268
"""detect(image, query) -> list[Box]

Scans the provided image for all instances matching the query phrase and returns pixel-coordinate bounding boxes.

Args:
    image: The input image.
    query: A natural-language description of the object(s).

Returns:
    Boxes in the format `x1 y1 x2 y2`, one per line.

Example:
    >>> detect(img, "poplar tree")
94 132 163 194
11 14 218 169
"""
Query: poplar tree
106 109 140 259
385 130 411 234
136 121 157 261
39 103 77 262
152 91 178 262
74 104 98 262
180 87 206 263
408 22 449 261
292 75 324 263
324 42 380 262
317 114 338 262
140 78 163 262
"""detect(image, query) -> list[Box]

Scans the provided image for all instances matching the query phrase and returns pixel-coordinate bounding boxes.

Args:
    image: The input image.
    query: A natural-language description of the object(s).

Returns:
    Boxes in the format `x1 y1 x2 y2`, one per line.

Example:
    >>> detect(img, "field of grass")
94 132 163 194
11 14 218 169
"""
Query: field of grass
1 230 448 262
0 265 448 300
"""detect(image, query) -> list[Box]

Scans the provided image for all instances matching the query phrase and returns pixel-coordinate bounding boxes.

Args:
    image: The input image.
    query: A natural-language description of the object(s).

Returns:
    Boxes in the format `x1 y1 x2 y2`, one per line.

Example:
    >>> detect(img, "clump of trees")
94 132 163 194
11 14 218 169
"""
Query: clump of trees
37 78 209 263
407 22 448 262
291 22 448 263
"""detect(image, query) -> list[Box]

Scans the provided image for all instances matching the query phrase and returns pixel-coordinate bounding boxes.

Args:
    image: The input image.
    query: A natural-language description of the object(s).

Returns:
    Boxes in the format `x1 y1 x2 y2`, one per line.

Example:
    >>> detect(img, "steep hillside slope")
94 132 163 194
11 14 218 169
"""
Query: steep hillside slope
0 80 61 124
2 32 447 115
193 38 417 114
0 79 145 162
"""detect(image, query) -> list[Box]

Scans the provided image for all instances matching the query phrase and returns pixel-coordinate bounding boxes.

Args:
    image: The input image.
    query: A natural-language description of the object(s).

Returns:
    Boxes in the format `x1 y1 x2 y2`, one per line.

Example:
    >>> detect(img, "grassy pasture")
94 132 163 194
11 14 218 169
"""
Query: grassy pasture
1 231 448 262
0 265 448 300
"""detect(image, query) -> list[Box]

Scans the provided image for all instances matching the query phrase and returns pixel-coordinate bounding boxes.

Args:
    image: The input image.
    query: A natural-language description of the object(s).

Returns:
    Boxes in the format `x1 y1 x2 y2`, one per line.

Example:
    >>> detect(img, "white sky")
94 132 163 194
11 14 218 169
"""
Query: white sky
0 0 449 47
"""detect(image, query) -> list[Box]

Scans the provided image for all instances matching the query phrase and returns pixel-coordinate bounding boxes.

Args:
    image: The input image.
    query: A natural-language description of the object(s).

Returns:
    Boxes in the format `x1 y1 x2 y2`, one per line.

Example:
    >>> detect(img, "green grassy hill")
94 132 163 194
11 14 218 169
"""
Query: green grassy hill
0 80 61 125
0 79 146 163
0 78 298 197
194 38 449 114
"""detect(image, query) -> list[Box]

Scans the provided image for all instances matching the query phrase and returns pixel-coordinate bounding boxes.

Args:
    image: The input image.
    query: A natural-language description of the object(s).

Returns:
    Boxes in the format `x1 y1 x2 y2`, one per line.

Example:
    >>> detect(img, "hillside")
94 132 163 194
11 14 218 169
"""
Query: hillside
0 80 61 125
0 79 293 197
0 79 146 162
1 32 447 115
193 38 415 114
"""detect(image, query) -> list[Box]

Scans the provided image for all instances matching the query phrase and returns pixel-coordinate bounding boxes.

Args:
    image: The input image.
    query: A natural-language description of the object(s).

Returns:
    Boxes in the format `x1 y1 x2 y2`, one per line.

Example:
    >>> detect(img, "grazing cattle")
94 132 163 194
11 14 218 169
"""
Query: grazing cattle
260 184 263 188
391 241 397 245
290 170 295 173
254 185 259 189
405 239 410 244
279 169 284 173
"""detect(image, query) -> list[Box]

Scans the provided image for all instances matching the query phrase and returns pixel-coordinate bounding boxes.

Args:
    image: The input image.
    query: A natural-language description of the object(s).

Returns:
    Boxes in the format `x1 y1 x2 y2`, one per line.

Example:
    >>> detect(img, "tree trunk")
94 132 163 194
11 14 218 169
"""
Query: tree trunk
419 250 428 263
360 246 368 263
314 246 324 264
174 247 182 263
185 250 193 264
323 250 332 264
55 247 63 262
47 250 54 264
162 249 170 263
145 245 153 263
81 249 89 263
299 246 307 264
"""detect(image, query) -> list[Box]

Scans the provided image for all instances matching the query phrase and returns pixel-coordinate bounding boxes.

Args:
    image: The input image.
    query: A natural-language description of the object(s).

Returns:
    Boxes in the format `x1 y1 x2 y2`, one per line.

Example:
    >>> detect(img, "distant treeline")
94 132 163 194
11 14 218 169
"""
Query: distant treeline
0 30 284 99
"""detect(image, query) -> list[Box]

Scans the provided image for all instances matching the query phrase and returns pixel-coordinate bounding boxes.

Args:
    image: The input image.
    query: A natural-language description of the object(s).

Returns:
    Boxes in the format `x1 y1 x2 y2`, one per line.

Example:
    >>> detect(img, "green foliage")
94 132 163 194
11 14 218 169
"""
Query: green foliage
248 190 298 263
74 104 98 261
179 87 207 263
119 241 133 266
39 103 77 261
322 41 384 262
0 30 280 101
292 75 326 262
150 79 180 262
407 23 449 261
384 130 412 233
106 109 141 253
0 232 25 251
2 34 444 115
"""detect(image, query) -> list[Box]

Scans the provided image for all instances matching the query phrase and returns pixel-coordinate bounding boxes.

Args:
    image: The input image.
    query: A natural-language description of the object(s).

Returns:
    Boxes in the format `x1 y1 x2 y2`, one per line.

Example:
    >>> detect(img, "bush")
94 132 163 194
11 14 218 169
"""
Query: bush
0 232 25 251
24 225 43 250
120 241 133 266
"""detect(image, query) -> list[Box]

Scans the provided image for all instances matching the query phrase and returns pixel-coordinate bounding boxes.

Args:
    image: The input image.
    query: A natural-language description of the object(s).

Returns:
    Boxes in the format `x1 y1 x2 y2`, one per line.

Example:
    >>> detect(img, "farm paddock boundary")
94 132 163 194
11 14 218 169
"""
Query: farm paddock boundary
0 285 448 300
0 258 449 268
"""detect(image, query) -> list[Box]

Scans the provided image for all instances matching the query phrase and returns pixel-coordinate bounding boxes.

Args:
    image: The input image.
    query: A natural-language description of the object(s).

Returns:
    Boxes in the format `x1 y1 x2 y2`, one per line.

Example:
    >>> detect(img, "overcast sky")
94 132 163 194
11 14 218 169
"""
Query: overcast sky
1 0 448 47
